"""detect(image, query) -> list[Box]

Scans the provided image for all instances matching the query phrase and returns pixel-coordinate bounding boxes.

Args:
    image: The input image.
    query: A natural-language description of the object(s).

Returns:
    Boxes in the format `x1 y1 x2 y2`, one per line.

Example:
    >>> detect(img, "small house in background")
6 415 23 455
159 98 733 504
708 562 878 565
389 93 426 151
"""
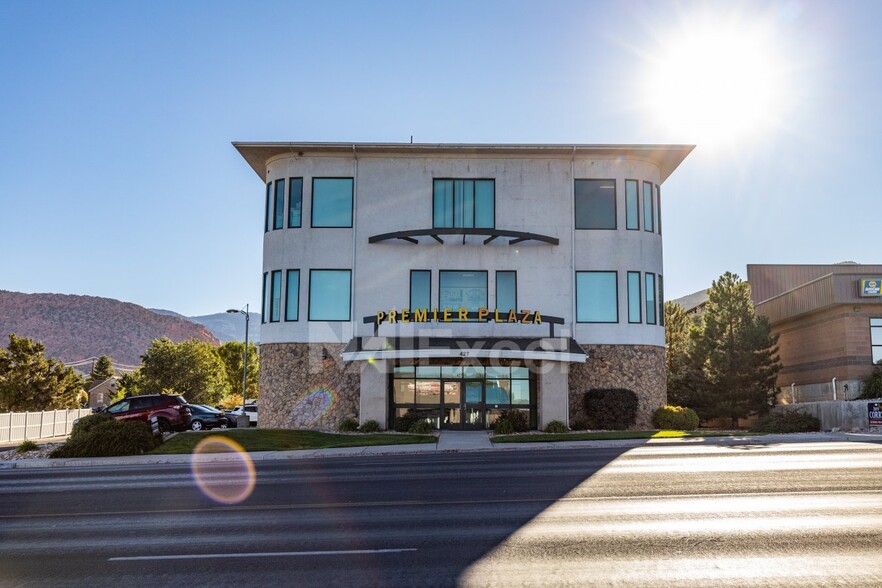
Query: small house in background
748 263 882 403
87 377 118 409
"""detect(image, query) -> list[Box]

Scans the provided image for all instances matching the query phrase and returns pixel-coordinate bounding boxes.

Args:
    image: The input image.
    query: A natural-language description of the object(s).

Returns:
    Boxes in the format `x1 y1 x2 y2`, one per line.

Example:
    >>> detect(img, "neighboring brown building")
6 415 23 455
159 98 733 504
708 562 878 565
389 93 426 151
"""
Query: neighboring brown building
747 263 882 403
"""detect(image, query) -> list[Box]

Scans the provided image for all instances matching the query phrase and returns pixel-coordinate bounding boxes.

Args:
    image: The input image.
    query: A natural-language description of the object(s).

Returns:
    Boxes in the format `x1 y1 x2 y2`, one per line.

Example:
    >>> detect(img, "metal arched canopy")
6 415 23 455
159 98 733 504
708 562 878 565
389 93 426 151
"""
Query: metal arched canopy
367 227 559 246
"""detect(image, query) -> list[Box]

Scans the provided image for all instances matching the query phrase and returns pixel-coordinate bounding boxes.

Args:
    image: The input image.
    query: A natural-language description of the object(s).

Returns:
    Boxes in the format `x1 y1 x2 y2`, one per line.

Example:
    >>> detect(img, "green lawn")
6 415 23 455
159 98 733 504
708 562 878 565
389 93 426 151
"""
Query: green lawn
491 430 763 443
152 429 436 455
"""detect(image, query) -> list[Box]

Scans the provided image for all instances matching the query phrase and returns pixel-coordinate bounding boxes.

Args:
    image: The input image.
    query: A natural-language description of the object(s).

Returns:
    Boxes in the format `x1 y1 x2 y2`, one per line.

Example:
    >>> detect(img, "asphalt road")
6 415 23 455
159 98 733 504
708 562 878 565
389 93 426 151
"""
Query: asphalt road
1 440 881 587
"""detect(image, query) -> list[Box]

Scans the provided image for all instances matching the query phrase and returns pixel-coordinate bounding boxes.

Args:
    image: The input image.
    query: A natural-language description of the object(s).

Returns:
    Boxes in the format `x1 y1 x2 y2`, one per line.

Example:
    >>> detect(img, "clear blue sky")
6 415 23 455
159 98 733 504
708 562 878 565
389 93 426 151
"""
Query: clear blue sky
1 0 880 316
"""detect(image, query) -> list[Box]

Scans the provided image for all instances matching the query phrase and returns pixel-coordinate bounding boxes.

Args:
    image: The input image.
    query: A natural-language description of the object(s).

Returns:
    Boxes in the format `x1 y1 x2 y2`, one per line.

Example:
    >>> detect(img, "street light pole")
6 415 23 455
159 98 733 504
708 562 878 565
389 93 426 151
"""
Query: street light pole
226 304 250 413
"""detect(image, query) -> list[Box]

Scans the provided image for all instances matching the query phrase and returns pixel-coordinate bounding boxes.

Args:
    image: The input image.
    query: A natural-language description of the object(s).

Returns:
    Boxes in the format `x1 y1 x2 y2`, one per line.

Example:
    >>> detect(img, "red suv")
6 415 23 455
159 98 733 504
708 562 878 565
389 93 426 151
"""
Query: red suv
98 394 193 432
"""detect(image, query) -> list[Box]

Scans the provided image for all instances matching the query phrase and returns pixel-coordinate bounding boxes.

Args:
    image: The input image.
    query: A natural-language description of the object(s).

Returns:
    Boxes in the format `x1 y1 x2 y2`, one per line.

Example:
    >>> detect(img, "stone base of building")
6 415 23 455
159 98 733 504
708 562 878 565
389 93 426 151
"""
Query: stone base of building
568 344 666 429
258 343 360 430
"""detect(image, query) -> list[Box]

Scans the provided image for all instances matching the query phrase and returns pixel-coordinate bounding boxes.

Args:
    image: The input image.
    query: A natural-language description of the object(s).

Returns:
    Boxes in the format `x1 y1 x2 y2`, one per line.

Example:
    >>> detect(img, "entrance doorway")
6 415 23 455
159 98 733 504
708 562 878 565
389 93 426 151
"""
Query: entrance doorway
441 380 484 430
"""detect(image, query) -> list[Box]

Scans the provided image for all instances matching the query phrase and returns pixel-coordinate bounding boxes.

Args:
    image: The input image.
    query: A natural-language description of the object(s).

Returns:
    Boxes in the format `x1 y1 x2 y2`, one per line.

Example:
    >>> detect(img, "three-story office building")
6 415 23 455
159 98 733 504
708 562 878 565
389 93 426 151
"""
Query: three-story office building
235 142 693 430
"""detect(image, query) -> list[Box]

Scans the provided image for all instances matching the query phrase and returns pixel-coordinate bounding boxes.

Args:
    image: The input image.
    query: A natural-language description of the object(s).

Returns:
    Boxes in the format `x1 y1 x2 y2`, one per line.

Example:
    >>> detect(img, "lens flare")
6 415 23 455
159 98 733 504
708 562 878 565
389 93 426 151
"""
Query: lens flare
190 435 256 505
290 387 336 427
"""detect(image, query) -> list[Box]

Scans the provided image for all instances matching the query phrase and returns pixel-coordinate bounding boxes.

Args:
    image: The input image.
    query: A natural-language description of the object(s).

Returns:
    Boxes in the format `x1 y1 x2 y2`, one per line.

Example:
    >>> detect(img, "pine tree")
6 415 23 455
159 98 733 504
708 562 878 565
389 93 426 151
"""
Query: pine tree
689 272 781 427
0 334 85 411
87 355 115 388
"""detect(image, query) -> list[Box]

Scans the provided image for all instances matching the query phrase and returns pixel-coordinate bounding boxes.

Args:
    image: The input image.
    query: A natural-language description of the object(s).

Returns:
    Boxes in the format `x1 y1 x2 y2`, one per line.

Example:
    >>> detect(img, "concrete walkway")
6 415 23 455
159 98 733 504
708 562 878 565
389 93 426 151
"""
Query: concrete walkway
1 431 880 470
437 430 493 451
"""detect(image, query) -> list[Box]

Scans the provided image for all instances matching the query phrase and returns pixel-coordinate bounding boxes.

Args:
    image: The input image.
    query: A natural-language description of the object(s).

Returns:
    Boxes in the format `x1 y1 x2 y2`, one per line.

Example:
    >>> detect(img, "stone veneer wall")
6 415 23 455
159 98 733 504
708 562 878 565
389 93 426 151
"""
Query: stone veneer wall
259 343 360 430
568 344 666 429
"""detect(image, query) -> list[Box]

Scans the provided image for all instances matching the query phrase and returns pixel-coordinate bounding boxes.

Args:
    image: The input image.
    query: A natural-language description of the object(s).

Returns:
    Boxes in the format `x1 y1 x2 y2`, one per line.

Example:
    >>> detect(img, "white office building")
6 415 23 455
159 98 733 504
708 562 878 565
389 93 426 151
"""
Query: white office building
234 142 693 430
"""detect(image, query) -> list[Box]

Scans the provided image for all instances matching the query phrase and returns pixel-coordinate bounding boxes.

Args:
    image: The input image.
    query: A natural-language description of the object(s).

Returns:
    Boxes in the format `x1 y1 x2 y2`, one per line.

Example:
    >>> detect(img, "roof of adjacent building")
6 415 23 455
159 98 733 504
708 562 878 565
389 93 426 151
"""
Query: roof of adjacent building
232 142 695 184
671 289 709 313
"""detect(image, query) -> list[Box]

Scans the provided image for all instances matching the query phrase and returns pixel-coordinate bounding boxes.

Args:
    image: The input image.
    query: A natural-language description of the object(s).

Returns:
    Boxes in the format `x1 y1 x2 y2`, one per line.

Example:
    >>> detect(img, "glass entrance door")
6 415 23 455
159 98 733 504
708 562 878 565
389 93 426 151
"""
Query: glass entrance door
462 380 484 430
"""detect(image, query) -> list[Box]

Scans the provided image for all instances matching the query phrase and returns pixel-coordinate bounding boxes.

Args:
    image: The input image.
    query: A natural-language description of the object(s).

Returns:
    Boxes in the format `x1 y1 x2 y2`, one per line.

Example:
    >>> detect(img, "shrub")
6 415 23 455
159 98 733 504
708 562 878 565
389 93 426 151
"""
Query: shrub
544 420 568 434
357 419 382 433
407 420 434 434
583 389 639 430
653 405 700 431
493 419 514 435
503 410 530 432
338 417 359 433
51 419 160 458
570 418 589 431
16 440 39 453
70 413 116 440
752 410 821 434
394 411 419 433
859 362 882 399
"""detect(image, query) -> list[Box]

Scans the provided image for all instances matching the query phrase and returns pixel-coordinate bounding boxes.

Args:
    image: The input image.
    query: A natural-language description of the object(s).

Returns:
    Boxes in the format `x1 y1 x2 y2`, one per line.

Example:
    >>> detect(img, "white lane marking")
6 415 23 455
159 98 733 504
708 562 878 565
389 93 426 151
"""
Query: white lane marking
109 548 417 561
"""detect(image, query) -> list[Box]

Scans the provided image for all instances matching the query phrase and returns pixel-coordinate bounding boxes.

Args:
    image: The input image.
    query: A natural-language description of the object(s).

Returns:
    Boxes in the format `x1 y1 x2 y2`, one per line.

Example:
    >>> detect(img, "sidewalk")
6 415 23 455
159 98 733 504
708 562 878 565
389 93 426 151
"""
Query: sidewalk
1 430 880 470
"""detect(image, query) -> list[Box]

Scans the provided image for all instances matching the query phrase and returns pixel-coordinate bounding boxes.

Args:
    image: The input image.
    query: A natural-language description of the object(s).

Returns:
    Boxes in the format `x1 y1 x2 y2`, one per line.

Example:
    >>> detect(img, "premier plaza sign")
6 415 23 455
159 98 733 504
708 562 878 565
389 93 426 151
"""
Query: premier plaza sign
375 308 544 325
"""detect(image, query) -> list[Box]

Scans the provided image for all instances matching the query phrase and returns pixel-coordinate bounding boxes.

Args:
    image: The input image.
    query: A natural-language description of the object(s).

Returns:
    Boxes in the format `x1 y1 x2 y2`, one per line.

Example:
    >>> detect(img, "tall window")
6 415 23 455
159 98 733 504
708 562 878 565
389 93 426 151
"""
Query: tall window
264 183 271 233
270 270 282 322
273 179 285 230
285 269 300 321
643 181 654 233
433 179 494 228
288 178 302 228
871 318 882 364
656 184 662 235
576 271 618 323
410 270 431 309
645 273 657 324
658 274 665 327
439 271 488 311
496 271 517 312
627 271 641 323
625 180 639 230
312 178 353 228
309 270 351 321
575 179 616 229
261 272 269 323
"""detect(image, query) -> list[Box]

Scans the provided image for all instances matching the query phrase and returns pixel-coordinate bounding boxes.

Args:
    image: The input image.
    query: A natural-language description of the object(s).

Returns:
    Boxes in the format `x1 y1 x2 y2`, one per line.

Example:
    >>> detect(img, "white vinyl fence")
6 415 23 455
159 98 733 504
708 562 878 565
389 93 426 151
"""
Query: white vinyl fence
0 409 93 444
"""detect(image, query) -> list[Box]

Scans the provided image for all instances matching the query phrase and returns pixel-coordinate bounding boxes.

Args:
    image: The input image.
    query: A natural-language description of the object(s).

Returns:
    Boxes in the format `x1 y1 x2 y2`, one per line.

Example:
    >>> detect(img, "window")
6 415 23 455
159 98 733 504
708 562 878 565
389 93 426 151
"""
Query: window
261 272 269 323
309 270 352 321
496 271 517 312
625 180 639 230
311 178 353 228
643 181 654 233
270 270 282 322
871 318 882 364
273 179 285 230
439 271 488 311
288 178 302 228
285 269 300 321
410 270 431 310
433 179 494 228
658 274 665 327
656 184 662 235
264 183 271 233
645 273 657 325
627 271 641 323
575 179 616 229
576 271 618 323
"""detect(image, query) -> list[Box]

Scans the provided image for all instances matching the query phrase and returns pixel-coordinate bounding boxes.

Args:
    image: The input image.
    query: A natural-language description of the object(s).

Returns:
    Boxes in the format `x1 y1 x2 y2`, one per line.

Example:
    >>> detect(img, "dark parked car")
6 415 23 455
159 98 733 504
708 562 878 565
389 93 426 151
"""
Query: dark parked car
96 394 192 432
187 405 230 431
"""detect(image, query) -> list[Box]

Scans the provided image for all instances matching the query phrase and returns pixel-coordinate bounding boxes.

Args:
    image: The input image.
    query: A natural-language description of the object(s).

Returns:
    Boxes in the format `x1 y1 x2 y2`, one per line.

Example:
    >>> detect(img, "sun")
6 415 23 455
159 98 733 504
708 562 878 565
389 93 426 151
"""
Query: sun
645 13 787 147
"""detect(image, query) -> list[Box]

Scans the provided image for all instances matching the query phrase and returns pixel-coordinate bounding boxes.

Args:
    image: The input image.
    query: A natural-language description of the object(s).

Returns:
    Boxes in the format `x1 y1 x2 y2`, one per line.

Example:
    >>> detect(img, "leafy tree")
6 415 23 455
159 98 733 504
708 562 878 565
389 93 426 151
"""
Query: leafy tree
688 272 781 427
138 338 230 405
115 369 145 400
216 341 259 404
0 334 85 411
87 355 115 388
664 301 694 406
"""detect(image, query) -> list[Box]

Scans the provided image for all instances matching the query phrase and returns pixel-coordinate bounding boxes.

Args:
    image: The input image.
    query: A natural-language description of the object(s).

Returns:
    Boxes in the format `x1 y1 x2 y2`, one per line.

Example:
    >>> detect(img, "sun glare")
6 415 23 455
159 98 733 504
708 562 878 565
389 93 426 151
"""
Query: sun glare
646 14 786 147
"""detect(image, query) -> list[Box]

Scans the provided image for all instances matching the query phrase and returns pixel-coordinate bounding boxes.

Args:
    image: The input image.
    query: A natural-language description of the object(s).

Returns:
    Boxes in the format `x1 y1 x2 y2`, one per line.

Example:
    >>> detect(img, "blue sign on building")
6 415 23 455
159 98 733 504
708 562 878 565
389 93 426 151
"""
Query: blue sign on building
869 402 882 427
861 279 882 297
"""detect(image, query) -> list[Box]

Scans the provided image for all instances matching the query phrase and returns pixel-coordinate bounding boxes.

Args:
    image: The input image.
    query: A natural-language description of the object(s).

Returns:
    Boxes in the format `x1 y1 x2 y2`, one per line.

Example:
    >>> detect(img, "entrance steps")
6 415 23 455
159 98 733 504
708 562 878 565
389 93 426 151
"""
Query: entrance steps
437 430 493 451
